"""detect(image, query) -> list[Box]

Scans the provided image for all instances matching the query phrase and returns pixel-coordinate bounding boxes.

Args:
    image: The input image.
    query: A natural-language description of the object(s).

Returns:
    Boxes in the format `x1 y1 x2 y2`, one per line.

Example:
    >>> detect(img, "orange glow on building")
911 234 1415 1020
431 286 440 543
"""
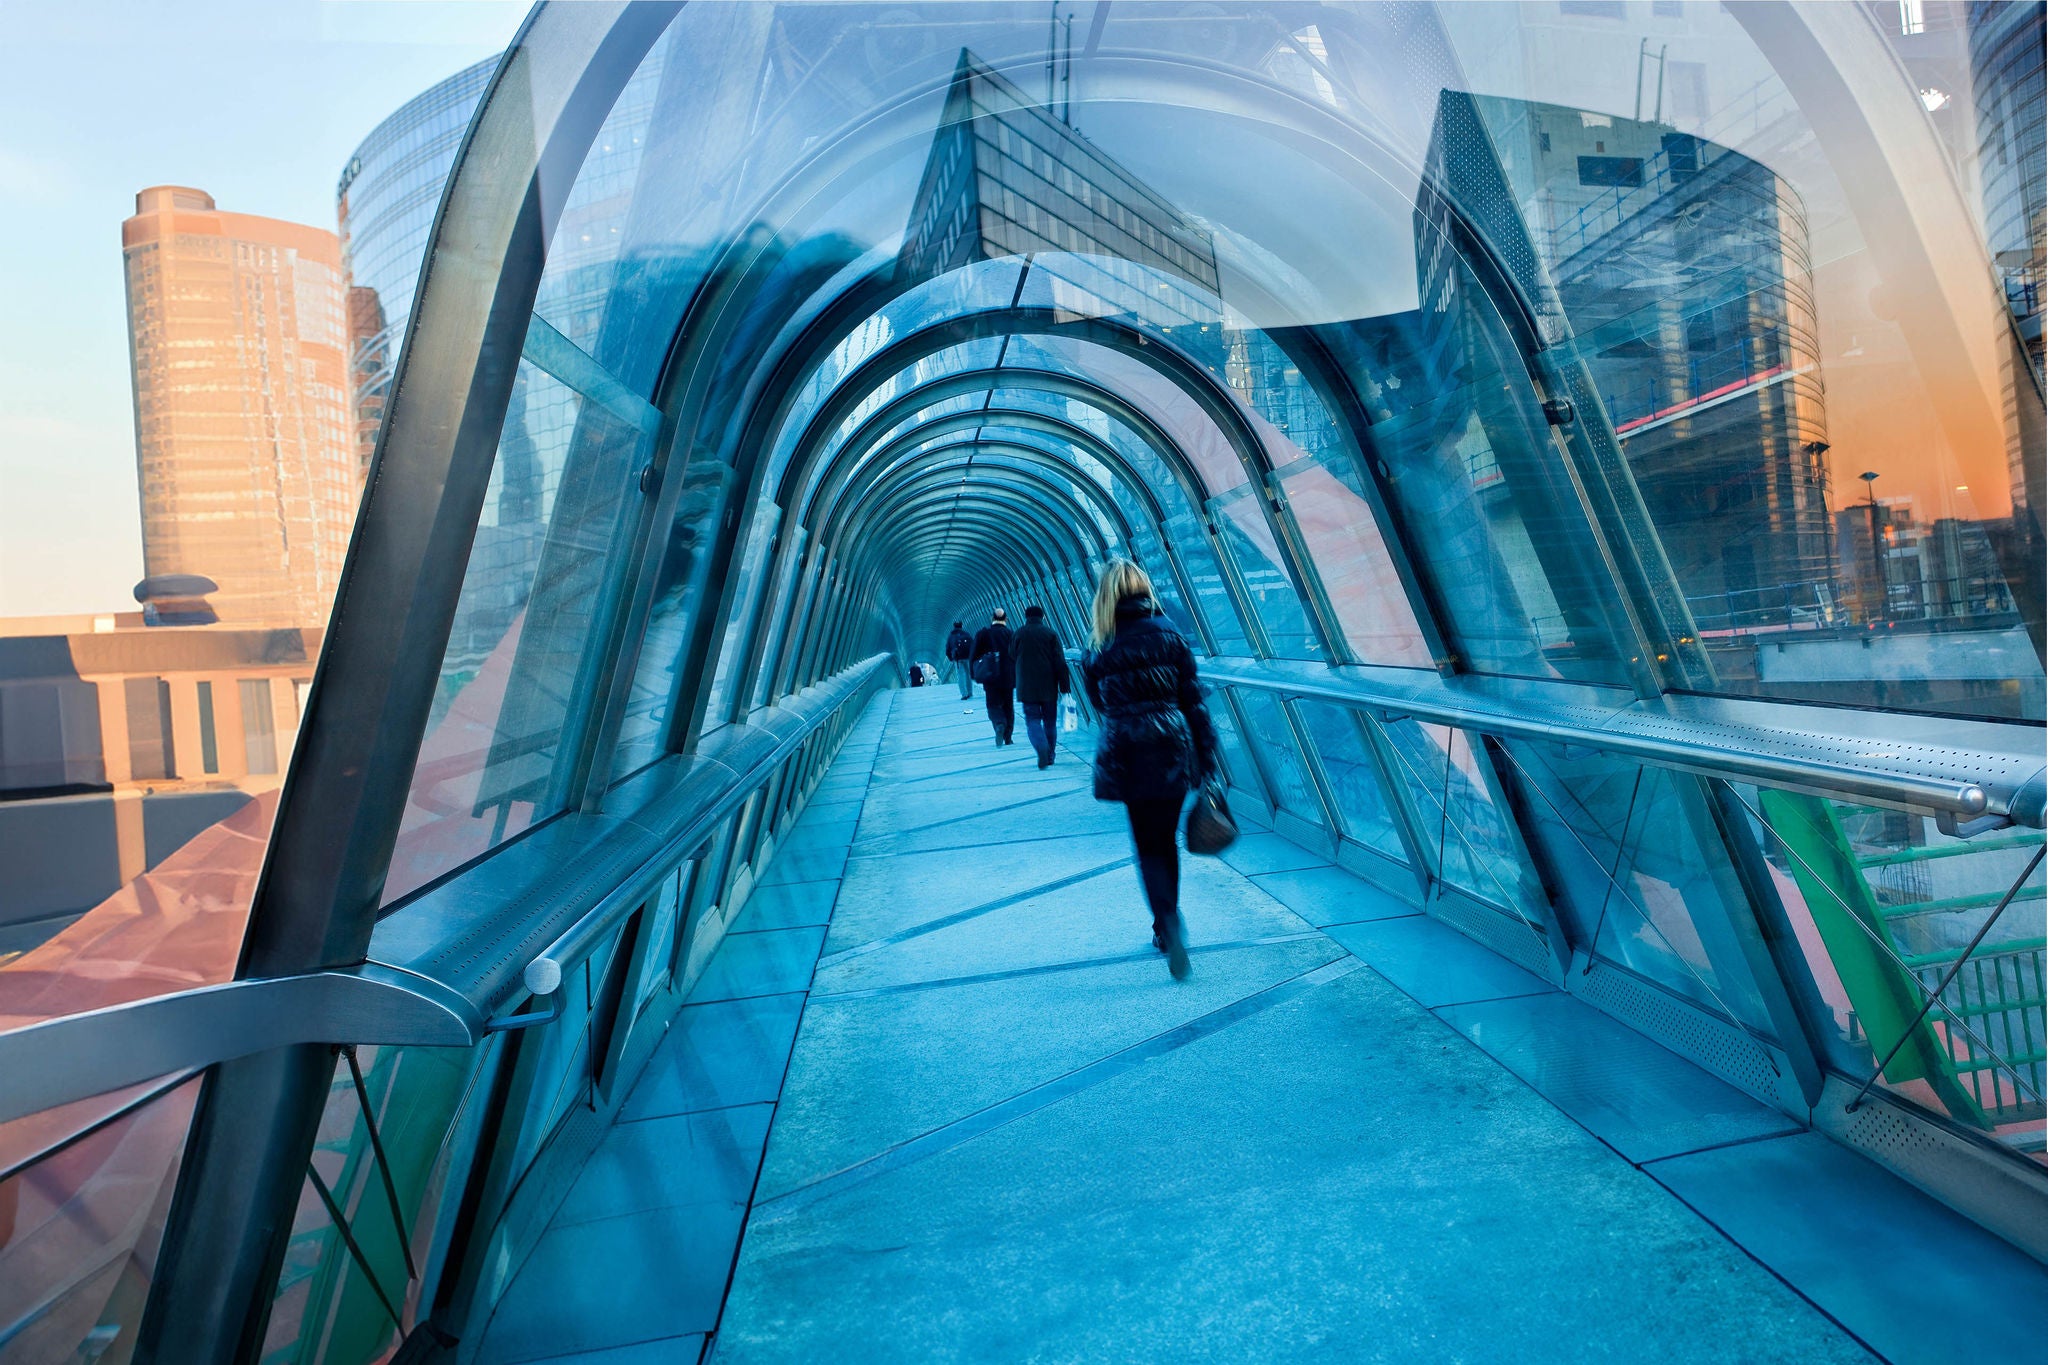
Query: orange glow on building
121 187 358 627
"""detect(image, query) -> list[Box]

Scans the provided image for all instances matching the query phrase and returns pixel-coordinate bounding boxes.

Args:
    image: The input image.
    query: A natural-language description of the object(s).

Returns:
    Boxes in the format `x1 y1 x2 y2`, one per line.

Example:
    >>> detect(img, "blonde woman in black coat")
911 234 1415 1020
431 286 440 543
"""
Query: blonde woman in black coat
1081 560 1219 979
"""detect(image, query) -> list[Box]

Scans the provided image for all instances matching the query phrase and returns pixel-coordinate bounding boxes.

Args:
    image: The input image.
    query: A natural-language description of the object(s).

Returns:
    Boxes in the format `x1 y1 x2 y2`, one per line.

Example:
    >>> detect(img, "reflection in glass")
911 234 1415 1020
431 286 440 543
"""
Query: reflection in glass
1272 450 1433 668
1212 485 1319 660
263 1046 481 1362
0 1078 200 1364
386 345 652 905
610 458 734 780
1229 687 1323 826
1746 787 2045 1164
1291 700 1408 864
1503 741 1773 1030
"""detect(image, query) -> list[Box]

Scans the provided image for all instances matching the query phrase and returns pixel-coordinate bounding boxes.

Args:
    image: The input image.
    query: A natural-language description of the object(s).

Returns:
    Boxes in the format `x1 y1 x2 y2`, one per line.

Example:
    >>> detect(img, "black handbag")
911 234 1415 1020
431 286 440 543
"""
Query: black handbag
971 652 1000 684
1184 778 1238 855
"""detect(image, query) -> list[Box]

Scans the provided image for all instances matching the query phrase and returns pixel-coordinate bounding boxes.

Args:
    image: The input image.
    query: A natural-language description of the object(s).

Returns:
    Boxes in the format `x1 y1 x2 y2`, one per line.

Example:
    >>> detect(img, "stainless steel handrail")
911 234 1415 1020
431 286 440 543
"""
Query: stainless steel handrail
517 657 892 998
0 656 893 1126
374 653 894 1017
1192 655 2041 826
0 966 478 1128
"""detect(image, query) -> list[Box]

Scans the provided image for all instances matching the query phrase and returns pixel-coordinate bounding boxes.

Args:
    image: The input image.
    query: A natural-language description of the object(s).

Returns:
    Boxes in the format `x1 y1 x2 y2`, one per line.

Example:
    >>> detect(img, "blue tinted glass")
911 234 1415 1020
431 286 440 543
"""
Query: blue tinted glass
1293 700 1408 863
387 337 654 904
1230 686 1323 825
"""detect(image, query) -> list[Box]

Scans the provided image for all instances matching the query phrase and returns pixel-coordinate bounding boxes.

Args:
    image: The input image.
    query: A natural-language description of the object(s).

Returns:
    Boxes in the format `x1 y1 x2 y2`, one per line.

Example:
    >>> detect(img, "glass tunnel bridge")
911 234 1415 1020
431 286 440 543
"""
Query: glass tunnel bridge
3 3 2047 1361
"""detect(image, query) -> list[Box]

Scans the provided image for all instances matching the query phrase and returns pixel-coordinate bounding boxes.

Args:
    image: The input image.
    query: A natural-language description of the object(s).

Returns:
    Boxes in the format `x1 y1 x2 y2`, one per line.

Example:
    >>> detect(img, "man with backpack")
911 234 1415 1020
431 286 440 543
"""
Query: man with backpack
944 620 975 699
970 608 1016 745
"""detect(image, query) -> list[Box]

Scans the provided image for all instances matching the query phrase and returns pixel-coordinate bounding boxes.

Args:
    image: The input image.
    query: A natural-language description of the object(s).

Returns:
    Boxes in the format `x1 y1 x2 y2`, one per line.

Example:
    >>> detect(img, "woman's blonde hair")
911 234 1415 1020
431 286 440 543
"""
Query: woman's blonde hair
1090 559 1156 646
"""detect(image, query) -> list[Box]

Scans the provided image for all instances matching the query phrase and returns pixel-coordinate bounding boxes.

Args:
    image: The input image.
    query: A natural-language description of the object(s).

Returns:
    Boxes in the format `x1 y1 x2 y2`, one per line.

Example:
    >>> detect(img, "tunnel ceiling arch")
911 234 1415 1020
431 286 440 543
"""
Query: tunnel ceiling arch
271 0 2040 1134
25 5 2045 1351
310 0 2044 1035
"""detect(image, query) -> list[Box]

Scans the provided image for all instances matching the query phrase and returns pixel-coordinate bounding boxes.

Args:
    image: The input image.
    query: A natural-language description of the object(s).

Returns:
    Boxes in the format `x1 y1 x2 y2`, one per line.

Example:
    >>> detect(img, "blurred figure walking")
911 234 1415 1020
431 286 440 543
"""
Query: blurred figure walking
1082 561 1218 980
1013 604 1071 769
971 608 1016 745
944 619 974 699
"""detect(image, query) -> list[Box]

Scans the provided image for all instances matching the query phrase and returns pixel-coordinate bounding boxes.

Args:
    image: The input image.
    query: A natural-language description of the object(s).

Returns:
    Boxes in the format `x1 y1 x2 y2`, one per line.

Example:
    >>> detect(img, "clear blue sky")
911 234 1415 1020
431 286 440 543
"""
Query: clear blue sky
0 0 530 617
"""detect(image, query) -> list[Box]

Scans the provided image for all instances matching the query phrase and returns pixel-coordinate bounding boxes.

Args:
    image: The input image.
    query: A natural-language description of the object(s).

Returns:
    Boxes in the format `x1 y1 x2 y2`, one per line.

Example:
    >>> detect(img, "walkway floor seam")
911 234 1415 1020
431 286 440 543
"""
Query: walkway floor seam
809 930 1332 1002
752 957 1364 1222
813 856 1134 970
841 824 1124 860
851 785 1075 842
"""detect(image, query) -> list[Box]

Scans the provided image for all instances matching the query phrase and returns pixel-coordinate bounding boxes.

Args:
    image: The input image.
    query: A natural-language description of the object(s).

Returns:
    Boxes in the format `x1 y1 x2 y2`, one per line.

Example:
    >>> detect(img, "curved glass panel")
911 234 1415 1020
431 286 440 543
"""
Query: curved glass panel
1292 699 1410 865
1503 738 1775 1031
1744 785 2045 1165
386 333 657 905
1437 2 2044 715
1230 686 1324 827
0 1078 200 1362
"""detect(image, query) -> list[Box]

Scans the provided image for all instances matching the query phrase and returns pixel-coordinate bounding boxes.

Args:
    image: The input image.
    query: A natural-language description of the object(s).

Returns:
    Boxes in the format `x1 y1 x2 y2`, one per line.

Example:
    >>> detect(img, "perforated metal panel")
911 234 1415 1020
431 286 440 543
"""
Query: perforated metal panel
1573 958 1784 1106
1273 809 1336 859
1815 1077 2048 1263
1842 1098 1947 1164
1430 891 1559 983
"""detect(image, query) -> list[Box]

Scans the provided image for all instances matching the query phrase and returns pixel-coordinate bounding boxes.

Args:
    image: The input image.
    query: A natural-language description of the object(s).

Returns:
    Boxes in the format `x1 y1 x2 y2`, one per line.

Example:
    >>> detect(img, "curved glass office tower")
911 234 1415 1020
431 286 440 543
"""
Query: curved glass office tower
4 5 2043 1363
338 56 498 472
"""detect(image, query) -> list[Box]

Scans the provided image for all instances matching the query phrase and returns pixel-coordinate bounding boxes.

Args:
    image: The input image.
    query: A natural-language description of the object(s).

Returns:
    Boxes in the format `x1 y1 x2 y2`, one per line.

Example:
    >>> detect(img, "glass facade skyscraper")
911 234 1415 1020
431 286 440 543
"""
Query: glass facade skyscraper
121 187 355 627
335 56 497 473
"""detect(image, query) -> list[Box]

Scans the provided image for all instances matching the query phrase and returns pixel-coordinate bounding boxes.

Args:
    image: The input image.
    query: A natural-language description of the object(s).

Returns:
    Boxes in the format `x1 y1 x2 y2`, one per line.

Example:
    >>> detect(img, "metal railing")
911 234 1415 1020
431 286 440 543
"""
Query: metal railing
1197 655 2043 828
0 654 894 1128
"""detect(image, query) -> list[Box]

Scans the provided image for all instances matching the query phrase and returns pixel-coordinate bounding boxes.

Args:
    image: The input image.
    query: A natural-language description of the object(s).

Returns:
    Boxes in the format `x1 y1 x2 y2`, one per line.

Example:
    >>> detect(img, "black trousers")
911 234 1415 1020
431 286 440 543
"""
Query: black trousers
1123 788 1188 935
984 686 1014 742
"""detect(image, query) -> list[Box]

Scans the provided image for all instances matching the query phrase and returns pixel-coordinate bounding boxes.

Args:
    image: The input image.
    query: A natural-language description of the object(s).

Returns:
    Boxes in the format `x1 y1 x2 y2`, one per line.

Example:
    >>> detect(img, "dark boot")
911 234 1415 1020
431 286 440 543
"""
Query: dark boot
1160 912 1191 980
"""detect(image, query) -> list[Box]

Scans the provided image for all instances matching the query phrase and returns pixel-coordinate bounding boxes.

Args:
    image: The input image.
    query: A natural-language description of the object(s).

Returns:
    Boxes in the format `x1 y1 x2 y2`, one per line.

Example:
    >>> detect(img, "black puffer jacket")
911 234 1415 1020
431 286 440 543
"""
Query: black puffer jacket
1081 597 1219 802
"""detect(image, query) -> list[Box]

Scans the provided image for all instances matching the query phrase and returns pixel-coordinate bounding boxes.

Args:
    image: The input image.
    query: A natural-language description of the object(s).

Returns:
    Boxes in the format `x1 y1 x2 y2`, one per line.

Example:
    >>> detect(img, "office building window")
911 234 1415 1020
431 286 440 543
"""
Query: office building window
240 679 279 775
1668 62 1709 121
196 681 220 774
124 676 176 781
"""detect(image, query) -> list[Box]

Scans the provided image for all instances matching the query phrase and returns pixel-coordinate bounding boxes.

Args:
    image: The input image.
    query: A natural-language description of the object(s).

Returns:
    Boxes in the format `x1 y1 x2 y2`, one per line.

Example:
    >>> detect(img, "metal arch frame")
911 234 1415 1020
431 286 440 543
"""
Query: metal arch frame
771 358 1252 660
597 28 1753 773
663 37 1769 724
782 366 1241 649
617 40 1589 745
827 440 1144 567
825 399 1216 630
825 429 1142 559
856 513 1097 627
837 485 1108 598
834 502 1070 618
133 5 687 1358
795 368 1211 530
811 400 1178 536
835 480 1119 599
830 457 1107 565
862 516 1072 632
840 479 1105 569
745 306 1342 657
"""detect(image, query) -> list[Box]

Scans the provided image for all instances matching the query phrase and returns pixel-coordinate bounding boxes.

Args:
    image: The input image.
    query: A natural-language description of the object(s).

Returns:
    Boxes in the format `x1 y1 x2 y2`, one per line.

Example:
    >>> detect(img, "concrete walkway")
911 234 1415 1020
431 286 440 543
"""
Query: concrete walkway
478 686 2048 1365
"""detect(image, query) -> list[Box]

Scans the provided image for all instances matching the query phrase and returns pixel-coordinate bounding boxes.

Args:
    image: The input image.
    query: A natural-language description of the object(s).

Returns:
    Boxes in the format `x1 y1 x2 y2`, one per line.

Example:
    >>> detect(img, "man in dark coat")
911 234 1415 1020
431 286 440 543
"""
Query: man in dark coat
1012 604 1071 768
944 620 974 699
970 608 1016 745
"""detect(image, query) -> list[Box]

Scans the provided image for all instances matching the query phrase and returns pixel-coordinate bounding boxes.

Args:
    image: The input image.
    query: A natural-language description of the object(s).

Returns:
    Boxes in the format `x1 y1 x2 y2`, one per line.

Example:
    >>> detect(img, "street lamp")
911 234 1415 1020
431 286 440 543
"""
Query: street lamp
1860 471 1883 621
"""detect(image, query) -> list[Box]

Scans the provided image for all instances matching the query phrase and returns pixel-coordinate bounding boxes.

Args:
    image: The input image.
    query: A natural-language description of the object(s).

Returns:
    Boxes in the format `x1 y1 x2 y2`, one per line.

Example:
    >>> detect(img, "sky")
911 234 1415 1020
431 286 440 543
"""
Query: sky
0 0 530 617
